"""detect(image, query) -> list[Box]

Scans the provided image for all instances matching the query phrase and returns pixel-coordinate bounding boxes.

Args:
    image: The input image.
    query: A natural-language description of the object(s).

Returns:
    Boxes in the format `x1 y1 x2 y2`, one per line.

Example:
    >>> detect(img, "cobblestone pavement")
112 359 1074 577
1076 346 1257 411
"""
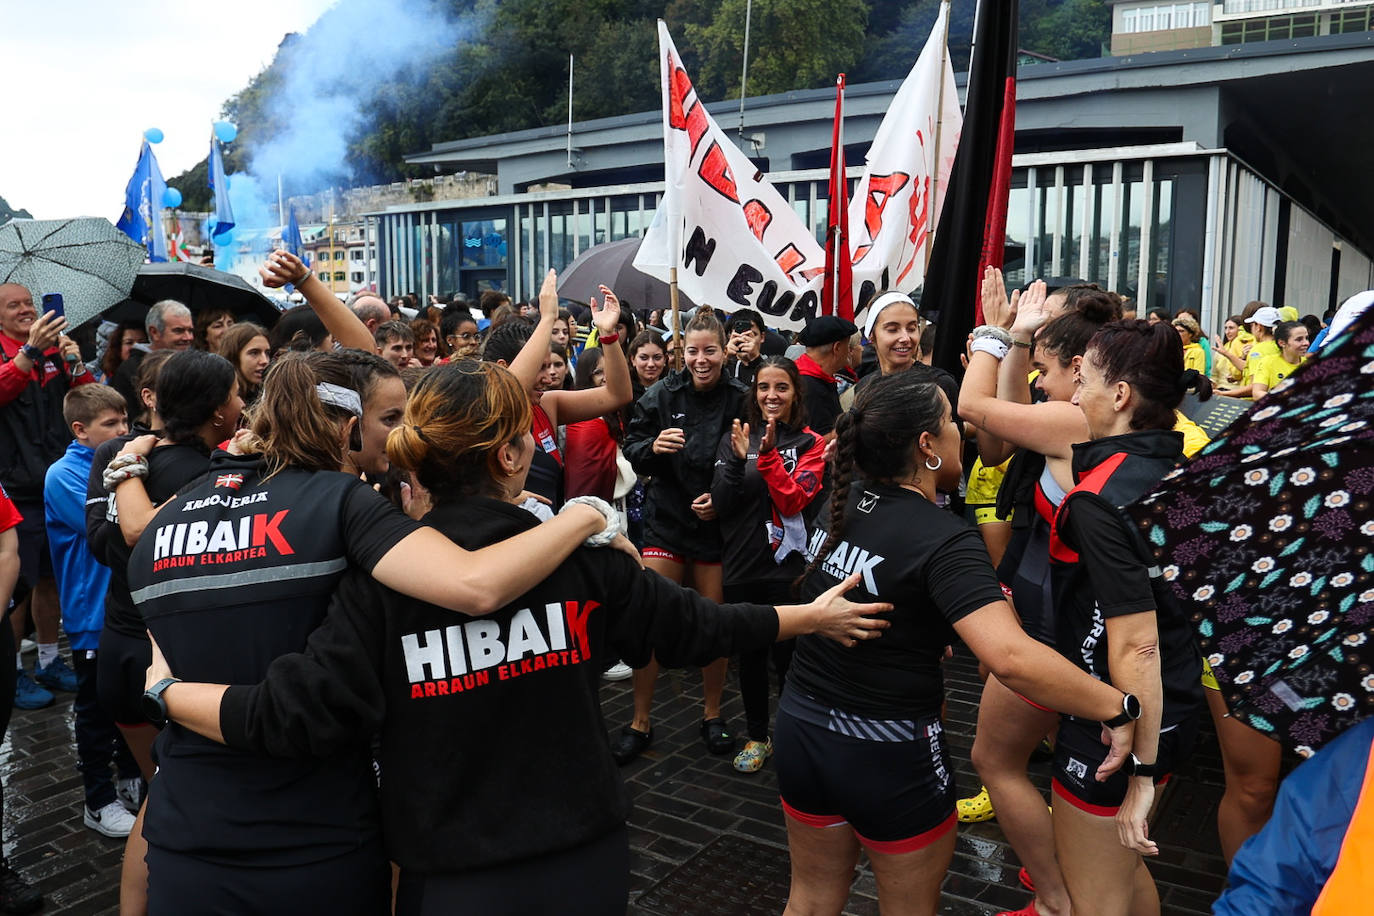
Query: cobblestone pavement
1 650 1233 914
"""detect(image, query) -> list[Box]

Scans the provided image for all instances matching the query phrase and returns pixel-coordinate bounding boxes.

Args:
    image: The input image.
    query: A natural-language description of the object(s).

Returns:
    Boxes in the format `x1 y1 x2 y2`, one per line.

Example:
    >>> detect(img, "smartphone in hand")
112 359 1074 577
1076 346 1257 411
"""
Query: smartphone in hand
42 293 64 320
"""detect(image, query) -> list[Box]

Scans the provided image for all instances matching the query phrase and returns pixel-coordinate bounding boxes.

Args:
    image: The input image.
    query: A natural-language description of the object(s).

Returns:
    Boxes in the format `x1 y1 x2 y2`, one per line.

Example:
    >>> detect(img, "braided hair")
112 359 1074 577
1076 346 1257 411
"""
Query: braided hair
798 371 946 592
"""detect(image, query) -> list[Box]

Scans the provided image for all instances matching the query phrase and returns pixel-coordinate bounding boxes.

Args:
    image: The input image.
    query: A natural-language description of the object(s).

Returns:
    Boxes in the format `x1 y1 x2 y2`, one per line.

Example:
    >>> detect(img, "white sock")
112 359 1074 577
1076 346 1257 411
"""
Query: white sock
37 643 58 669
14 652 21 672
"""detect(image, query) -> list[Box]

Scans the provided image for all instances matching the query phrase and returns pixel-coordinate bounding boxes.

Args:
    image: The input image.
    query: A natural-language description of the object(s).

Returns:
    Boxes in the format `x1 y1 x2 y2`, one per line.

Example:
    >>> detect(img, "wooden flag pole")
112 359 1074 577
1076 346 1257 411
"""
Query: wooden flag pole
925 0 954 276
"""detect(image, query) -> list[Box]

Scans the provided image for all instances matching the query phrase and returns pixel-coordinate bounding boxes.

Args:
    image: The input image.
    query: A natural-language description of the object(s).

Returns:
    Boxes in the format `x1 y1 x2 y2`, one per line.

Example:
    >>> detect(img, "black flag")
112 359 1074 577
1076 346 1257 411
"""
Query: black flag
922 0 1020 373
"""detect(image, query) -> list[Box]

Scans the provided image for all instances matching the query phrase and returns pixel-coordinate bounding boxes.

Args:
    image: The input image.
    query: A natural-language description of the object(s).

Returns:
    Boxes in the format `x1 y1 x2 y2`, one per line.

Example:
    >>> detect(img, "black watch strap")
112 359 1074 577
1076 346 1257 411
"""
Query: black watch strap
1127 753 1160 778
1103 692 1141 729
142 677 179 727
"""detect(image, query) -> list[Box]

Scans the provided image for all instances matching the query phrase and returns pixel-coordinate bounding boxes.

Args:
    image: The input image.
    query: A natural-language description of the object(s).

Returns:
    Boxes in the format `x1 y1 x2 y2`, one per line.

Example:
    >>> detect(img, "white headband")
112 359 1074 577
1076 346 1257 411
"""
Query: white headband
315 383 363 418
862 291 917 340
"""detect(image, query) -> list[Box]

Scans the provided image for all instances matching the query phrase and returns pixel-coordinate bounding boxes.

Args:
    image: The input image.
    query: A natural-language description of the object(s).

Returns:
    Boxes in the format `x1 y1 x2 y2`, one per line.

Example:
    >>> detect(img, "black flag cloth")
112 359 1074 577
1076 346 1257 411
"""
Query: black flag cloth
922 1 1019 373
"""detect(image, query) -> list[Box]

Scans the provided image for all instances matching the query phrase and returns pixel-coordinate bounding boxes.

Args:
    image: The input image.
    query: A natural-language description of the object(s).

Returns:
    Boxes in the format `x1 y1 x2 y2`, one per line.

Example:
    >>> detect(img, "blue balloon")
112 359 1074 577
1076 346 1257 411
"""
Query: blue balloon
144 128 164 144
212 228 236 247
162 187 182 208
213 121 238 143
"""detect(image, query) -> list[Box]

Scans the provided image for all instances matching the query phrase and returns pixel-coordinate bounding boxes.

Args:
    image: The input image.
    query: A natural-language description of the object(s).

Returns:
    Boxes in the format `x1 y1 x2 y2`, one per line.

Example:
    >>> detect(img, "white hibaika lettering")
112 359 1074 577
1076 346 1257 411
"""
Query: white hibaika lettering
401 603 569 683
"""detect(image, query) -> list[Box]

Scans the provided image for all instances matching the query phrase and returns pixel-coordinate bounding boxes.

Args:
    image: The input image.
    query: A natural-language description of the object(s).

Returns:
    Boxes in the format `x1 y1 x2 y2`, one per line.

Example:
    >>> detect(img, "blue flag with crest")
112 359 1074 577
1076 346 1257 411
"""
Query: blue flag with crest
209 135 235 239
115 141 169 261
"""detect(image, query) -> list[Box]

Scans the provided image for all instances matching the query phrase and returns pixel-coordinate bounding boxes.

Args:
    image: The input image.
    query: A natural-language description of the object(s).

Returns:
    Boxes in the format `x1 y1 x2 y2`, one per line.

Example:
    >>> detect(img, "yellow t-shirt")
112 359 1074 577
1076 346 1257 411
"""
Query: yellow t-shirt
1241 338 1279 386
1252 353 1303 394
1182 342 1206 374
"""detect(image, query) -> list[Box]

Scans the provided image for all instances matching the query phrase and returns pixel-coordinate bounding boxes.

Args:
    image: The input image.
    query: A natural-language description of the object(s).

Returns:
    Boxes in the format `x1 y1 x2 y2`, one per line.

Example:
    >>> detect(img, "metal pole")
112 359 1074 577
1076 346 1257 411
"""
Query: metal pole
567 54 575 169
277 174 284 228
670 266 683 371
738 0 753 139
925 0 953 275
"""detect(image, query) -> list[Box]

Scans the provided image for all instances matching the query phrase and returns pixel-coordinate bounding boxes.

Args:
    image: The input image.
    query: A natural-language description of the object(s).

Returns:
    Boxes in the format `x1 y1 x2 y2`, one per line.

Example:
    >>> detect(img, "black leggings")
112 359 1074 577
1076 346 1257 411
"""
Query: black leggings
725 581 795 741
395 826 629 916
145 840 390 916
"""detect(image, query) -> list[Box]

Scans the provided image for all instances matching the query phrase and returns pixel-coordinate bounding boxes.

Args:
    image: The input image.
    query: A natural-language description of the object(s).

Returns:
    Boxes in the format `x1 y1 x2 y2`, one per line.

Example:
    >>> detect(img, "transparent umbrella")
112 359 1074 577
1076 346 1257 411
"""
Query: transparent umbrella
0 218 147 327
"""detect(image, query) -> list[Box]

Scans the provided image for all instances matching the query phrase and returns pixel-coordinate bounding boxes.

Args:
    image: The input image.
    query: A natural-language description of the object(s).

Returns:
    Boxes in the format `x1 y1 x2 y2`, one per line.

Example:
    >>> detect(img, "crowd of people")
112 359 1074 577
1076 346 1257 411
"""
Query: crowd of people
0 249 1365 915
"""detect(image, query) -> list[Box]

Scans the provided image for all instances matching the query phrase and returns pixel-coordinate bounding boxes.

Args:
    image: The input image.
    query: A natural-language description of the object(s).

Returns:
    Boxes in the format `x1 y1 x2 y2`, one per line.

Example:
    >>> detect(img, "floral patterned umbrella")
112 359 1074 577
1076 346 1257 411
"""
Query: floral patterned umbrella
1130 306 1374 757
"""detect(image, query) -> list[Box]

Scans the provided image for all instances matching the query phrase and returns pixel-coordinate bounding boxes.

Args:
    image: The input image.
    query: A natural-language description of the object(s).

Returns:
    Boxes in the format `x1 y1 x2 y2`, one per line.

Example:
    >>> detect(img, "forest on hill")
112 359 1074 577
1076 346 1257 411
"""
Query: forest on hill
165 0 1110 210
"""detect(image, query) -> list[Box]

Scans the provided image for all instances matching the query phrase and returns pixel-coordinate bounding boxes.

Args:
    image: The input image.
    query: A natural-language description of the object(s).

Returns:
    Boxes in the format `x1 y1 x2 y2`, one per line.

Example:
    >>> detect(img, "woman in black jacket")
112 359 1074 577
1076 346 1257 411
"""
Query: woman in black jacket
118 351 621 916
615 309 750 763
141 361 890 915
710 356 825 773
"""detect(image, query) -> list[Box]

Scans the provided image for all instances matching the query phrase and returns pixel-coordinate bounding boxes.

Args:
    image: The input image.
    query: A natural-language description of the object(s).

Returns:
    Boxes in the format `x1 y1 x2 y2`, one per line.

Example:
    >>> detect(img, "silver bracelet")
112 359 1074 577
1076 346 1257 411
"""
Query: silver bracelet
560 495 622 547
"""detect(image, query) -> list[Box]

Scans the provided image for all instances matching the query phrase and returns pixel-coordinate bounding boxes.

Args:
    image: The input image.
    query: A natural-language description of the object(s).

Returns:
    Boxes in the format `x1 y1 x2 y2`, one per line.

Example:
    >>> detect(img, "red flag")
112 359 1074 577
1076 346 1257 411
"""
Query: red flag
975 76 1017 324
822 74 853 320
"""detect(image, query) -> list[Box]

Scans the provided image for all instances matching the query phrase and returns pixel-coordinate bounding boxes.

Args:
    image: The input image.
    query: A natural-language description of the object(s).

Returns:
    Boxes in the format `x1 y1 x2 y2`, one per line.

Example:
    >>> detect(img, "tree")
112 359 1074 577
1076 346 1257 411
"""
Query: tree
685 0 869 100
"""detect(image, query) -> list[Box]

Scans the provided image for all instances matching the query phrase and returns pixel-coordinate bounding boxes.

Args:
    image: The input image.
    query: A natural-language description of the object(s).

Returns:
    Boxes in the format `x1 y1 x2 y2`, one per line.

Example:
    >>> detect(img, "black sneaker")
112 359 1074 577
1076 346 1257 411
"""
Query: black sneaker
700 717 735 755
0 858 41 914
610 725 652 766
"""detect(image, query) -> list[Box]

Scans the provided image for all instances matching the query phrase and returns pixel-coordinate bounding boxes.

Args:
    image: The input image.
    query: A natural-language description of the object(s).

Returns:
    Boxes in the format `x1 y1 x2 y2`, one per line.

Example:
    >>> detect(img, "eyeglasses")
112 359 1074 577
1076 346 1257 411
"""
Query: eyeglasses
449 332 479 342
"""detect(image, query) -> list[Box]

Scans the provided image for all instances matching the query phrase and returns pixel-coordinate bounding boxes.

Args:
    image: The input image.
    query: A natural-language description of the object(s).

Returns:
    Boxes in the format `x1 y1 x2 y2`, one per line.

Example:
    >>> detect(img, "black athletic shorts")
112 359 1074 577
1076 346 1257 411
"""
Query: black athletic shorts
13 500 52 590
774 688 956 853
1051 713 1199 815
97 626 152 727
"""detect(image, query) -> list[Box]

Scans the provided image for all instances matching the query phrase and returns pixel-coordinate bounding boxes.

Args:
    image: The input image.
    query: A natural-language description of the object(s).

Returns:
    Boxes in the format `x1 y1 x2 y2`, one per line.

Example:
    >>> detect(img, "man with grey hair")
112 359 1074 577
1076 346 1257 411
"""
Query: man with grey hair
347 292 391 337
111 300 193 413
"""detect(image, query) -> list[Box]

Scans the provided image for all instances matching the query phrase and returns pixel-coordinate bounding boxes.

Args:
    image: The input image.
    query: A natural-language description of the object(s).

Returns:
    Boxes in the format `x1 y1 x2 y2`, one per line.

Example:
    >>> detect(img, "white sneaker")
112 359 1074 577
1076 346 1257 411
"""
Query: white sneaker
18 638 35 655
84 800 136 838
116 776 145 813
602 661 633 681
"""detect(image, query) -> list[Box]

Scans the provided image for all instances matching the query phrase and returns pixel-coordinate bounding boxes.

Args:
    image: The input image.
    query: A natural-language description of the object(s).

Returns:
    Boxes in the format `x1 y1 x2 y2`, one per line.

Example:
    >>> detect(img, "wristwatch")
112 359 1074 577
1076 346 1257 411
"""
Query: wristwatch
142 677 180 728
20 343 43 362
1103 692 1141 728
1126 753 1159 779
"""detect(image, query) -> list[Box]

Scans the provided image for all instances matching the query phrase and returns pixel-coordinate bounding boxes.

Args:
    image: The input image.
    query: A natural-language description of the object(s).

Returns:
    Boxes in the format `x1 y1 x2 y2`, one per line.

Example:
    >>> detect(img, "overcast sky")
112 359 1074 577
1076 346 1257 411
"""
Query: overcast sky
0 0 336 220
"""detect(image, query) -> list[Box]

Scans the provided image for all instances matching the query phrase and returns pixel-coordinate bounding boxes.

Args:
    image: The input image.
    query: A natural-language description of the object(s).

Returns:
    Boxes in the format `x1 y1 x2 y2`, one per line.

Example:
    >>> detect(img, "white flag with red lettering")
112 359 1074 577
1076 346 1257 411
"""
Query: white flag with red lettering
847 4 960 321
635 21 825 332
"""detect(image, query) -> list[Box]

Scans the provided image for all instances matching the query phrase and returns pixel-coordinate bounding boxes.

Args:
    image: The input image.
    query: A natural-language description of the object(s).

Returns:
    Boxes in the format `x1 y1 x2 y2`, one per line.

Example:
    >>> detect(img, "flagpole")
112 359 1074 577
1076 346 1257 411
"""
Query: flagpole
925 0 954 276
738 0 753 139
831 74 845 316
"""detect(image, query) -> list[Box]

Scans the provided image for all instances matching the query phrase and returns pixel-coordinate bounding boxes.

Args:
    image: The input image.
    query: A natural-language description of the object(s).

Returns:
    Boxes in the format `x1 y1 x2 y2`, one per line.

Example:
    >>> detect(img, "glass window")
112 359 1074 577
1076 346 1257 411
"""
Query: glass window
594 200 608 247
1088 165 1113 288
333 271 347 282
1116 168 1145 301
548 204 573 273
1064 166 1085 280
1033 181 1054 281
1146 177 1174 313
436 217 458 296
575 202 592 256
351 272 363 284
1123 9 1137 31
318 272 329 283
460 218 508 269
1003 176 1030 289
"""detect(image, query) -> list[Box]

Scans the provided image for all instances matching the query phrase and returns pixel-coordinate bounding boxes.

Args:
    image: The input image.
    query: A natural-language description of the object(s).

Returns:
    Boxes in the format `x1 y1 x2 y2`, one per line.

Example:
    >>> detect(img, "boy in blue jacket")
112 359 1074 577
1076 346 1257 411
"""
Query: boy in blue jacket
43 385 140 838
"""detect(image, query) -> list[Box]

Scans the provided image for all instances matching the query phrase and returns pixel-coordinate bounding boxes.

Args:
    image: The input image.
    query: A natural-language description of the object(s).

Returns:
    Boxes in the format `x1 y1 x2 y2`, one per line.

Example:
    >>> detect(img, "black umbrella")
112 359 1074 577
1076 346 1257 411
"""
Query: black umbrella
127 262 282 326
556 236 700 313
1131 307 1374 756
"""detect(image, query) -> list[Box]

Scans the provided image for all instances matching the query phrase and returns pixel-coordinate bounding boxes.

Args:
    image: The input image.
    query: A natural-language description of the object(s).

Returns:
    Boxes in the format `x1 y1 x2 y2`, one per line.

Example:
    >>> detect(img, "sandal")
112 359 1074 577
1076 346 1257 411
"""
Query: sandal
1018 867 1035 892
610 725 652 765
700 717 735 755
956 785 996 823
733 738 773 773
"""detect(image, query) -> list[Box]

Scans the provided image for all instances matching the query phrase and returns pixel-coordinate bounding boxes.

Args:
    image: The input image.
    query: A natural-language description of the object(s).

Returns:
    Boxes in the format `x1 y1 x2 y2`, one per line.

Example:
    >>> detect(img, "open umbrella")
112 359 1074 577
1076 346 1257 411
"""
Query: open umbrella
1131 308 1374 756
0 218 146 327
557 236 700 313
130 262 281 326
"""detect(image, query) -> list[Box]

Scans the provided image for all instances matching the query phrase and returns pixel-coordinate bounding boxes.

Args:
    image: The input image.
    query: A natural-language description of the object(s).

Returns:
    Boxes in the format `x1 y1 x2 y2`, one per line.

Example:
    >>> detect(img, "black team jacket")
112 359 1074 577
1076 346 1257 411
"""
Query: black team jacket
219 496 780 874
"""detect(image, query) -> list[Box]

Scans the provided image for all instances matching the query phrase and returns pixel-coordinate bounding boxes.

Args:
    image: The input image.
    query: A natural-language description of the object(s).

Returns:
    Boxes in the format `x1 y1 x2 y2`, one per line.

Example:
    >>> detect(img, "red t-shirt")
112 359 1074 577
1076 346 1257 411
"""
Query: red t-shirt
0 483 22 534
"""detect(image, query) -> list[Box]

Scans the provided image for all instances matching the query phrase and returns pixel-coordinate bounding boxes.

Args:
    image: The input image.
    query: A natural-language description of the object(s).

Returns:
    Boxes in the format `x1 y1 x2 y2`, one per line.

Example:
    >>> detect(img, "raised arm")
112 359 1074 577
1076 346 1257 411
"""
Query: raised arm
508 269 559 391
959 273 1086 461
262 250 374 352
543 285 632 427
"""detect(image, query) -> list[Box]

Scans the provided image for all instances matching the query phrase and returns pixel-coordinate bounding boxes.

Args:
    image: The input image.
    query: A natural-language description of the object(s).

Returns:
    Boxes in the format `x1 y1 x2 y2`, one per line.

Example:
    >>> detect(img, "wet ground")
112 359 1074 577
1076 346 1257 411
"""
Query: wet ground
1 650 1230 914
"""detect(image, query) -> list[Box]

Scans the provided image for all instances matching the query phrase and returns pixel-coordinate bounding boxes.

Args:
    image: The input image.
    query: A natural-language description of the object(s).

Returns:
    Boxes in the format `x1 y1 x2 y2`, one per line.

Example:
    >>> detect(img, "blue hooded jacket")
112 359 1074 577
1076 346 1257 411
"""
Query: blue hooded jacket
44 440 110 650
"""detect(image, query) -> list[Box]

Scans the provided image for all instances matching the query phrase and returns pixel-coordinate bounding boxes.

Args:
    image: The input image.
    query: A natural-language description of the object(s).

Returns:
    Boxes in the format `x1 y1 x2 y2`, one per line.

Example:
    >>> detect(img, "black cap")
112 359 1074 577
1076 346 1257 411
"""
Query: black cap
798 315 858 347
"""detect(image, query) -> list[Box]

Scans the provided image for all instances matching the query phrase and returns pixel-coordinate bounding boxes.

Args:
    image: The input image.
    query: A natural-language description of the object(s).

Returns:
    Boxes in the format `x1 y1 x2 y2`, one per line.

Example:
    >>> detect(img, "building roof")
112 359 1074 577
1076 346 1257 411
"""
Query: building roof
404 32 1374 253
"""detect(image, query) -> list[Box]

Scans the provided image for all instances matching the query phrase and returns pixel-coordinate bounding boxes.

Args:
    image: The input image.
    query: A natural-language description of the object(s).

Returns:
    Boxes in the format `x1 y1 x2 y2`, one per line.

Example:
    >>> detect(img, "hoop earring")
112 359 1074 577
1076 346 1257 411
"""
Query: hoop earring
924 454 943 471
